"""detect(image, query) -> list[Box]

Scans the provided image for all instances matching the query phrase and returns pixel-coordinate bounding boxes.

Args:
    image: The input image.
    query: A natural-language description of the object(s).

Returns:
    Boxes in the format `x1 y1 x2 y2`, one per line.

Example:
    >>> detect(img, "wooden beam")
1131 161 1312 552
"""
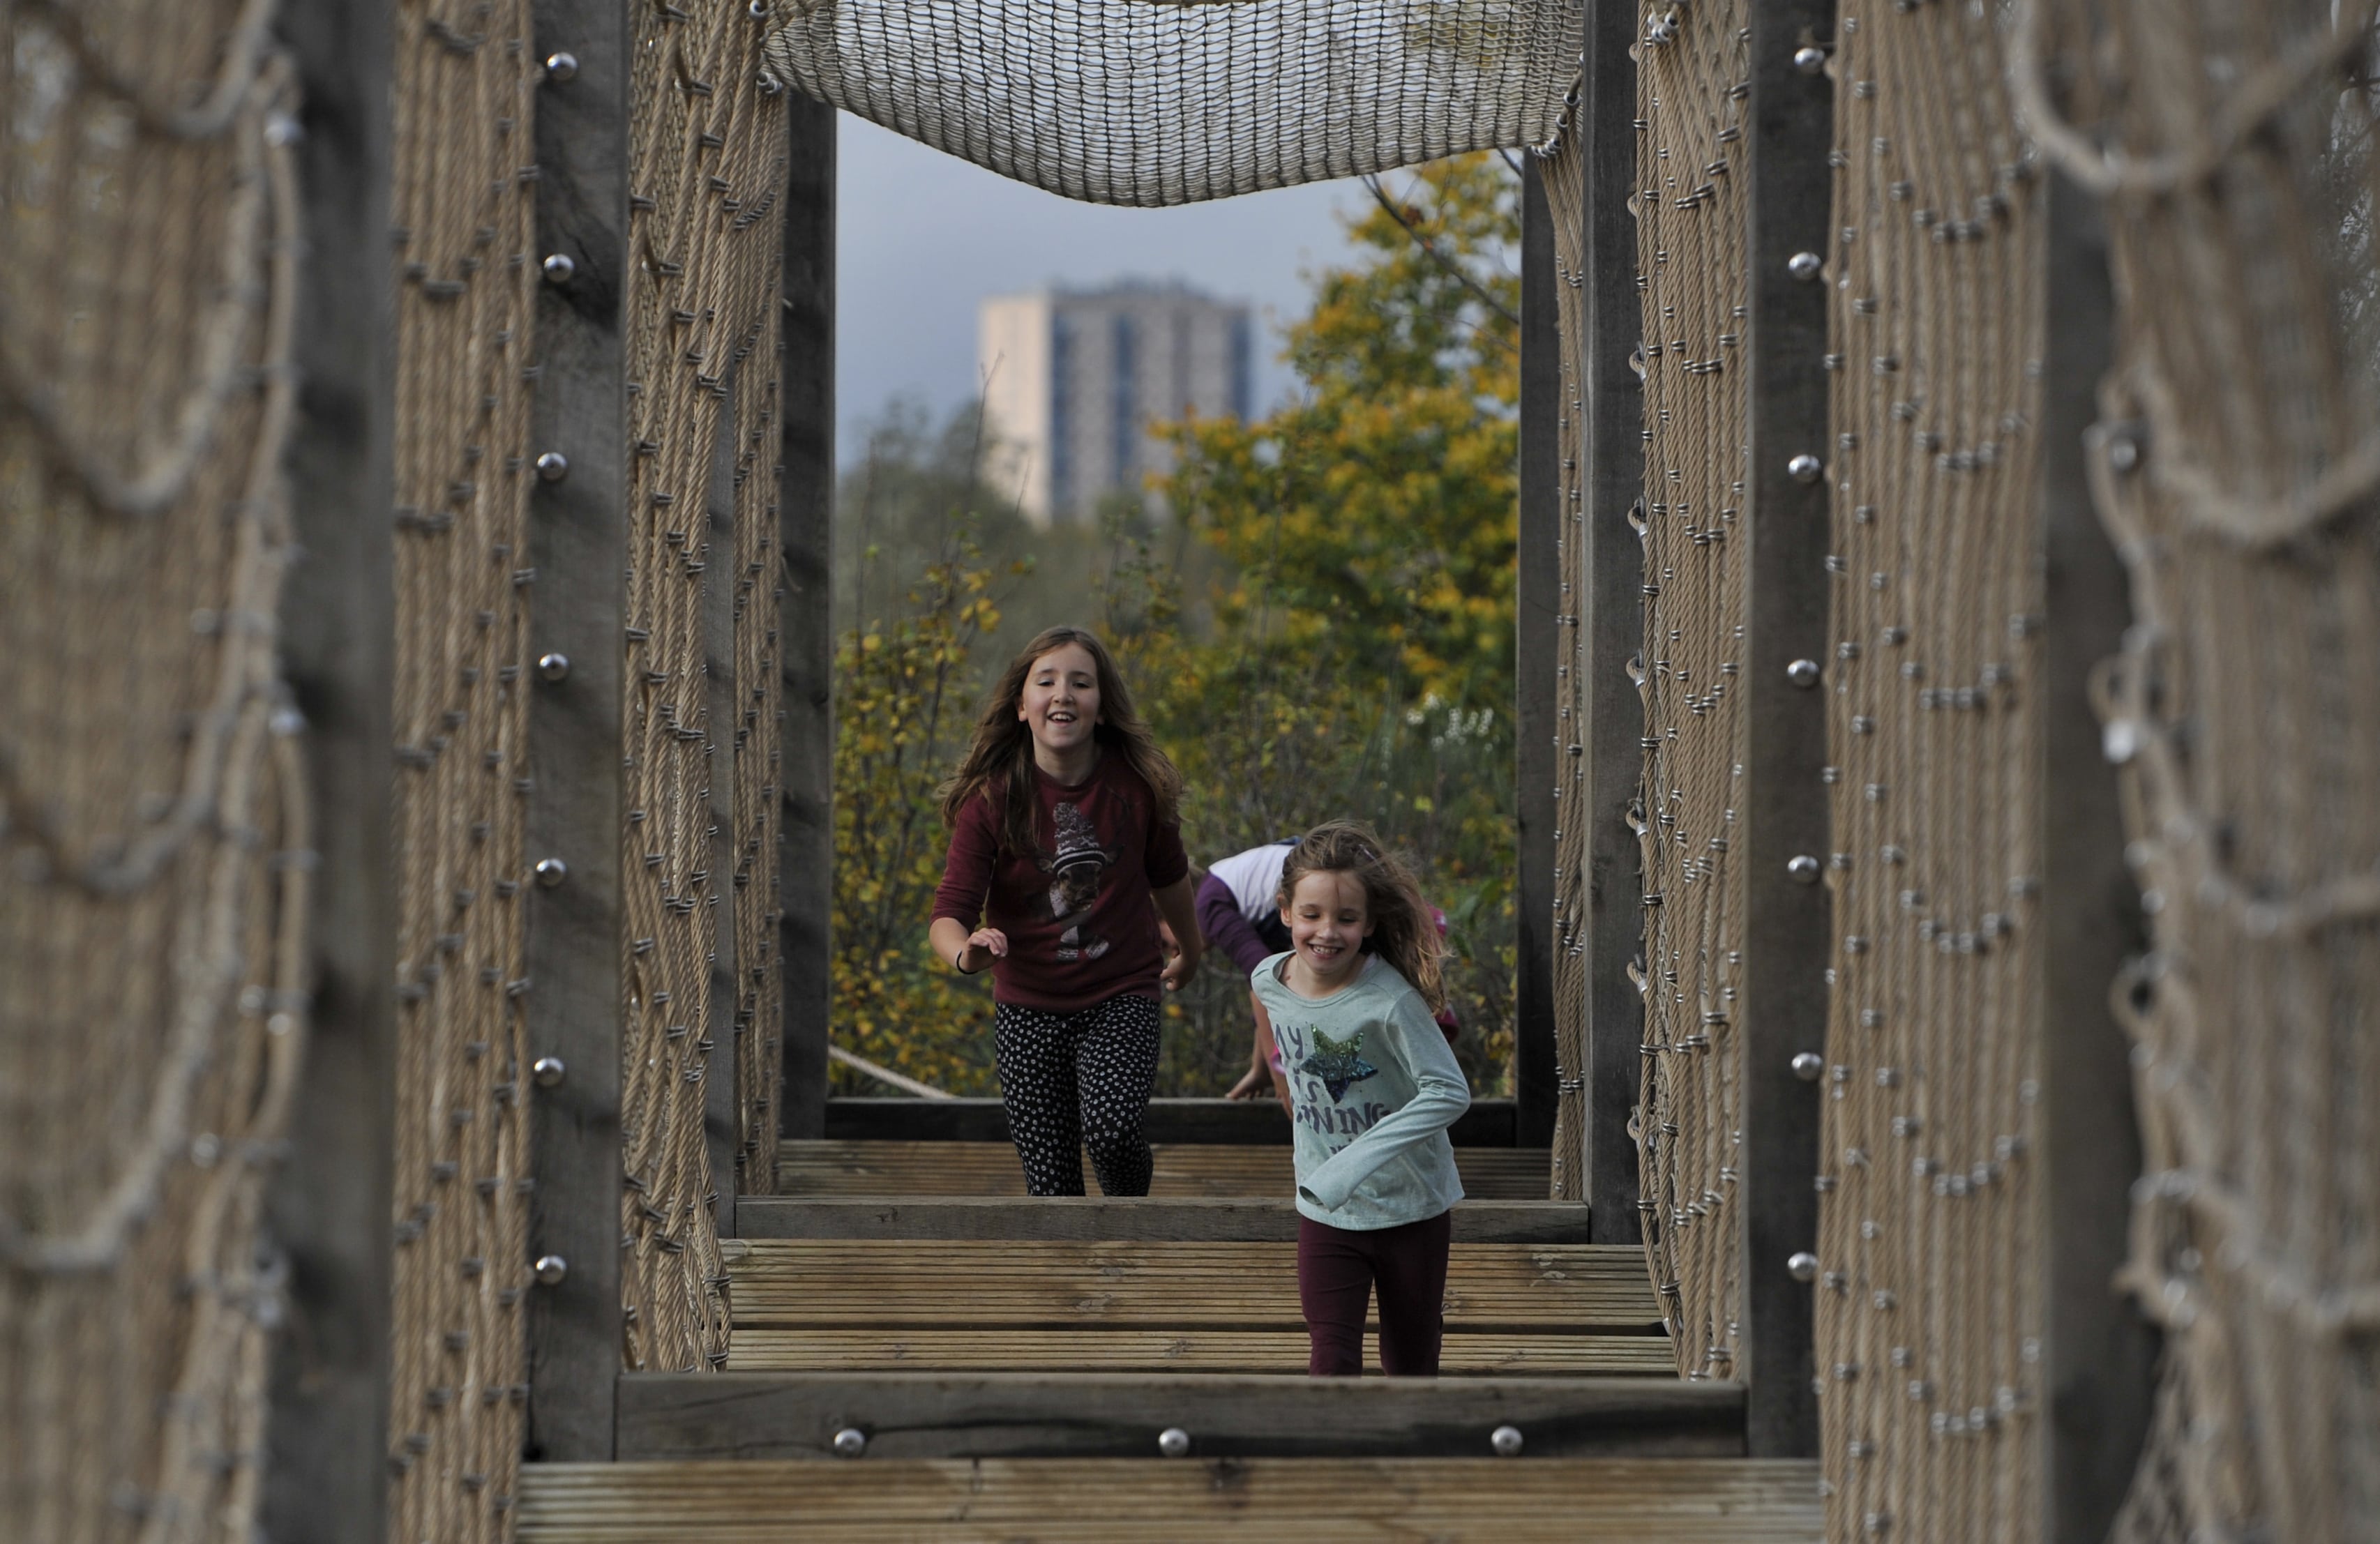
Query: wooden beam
1738 0 1836 1459
1576 0 1646 1250
1514 157 1560 1155
261 0 396 1534
2035 169 2158 1544
612 1373 1747 1462
523 0 631 1463
773 1139 1554 1199
776 96 836 1143
733 1196 1593 1243
822 1096 1518 1145
728 1329 1674 1377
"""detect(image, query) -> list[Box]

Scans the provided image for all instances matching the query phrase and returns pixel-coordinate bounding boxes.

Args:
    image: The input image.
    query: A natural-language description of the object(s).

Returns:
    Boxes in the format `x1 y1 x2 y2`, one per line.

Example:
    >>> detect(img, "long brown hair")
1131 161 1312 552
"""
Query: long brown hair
1276 820 1447 1014
938 626 1184 859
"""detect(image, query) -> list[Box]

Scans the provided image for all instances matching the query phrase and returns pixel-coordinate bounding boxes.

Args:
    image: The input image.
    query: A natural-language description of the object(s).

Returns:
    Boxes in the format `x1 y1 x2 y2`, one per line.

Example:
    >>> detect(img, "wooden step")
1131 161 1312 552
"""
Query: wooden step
518 1456 1822 1541
730 1327 1677 1376
773 1140 1551 1199
612 1372 1744 1461
735 1196 1590 1243
724 1241 1664 1333
823 1096 1518 1146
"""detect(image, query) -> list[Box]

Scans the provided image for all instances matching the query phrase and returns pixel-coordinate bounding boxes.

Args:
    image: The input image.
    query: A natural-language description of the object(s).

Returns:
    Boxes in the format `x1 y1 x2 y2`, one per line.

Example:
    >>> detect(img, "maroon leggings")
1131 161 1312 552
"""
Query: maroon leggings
1297 1210 1453 1377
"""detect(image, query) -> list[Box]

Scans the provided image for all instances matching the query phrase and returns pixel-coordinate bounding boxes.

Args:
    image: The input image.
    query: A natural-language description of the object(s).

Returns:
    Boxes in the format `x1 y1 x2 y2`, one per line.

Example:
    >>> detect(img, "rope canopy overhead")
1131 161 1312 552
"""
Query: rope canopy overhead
759 0 1583 206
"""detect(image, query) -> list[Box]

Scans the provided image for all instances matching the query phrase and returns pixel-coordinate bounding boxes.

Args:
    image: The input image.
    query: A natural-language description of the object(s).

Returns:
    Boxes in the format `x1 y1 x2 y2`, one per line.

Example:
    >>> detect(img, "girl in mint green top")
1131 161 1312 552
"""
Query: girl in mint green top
1251 822 1469 1375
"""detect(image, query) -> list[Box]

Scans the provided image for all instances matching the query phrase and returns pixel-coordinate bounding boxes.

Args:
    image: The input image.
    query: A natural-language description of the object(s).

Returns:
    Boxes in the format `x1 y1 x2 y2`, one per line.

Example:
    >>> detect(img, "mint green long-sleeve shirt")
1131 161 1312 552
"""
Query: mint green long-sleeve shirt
1253 952 1469 1229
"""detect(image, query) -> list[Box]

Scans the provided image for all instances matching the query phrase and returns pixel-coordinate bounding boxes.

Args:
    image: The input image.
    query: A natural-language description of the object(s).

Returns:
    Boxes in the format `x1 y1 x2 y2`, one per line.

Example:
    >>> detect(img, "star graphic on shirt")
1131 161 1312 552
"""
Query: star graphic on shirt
1297 1029 1378 1103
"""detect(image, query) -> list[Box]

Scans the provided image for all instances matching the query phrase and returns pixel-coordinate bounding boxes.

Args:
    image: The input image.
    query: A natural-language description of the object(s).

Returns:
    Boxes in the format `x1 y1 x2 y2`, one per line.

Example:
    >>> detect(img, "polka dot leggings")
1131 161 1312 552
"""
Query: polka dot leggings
993 994 1162 1197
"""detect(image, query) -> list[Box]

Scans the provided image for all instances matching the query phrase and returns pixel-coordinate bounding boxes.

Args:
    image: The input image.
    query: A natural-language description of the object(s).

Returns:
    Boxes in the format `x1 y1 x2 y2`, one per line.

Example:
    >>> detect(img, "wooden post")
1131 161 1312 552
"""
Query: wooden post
1576 0 1645 1248
262 0 396 1534
777 96 837 1144
1514 158 1560 1156
1738 0 1835 1458
523 0 630 1462
2036 169 2158 1544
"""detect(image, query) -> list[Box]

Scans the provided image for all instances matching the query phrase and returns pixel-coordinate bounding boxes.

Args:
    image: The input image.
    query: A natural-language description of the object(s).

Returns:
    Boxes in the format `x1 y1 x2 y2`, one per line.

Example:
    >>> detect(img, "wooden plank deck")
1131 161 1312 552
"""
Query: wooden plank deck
517 1457 1822 1541
724 1241 1665 1334
728 1327 1675 1376
735 1196 1591 1244
774 1140 1553 1199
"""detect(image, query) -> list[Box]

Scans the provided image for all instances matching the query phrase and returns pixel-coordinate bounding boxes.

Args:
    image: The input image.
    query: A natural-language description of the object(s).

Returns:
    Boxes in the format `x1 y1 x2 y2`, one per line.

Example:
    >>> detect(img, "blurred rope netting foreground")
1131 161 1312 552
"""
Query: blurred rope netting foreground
0 3 310 1541
758 0 1582 206
2013 0 2380 1538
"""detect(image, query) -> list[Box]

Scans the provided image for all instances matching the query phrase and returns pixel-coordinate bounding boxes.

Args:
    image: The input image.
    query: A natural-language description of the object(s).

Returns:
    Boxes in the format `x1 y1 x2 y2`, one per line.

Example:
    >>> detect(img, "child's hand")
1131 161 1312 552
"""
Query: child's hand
1159 940 1200 992
1224 1063 1272 1100
958 928 1008 973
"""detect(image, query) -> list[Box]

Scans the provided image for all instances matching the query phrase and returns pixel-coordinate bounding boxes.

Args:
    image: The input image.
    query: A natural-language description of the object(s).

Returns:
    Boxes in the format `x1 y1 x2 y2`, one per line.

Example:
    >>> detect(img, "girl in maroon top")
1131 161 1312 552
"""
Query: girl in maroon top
930 626 1203 1195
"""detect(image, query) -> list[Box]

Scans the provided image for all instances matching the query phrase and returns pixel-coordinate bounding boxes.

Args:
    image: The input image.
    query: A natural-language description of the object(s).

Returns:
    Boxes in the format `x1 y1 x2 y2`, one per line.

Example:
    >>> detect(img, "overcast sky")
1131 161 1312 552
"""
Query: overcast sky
833 115 1366 457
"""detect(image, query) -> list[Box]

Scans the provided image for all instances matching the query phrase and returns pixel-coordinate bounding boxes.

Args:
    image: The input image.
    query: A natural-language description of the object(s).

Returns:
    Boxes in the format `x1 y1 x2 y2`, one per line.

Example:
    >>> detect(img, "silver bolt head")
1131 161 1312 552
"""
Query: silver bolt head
831 1427 867 1458
1787 854 1821 884
2108 436 2141 474
1788 453 1823 485
1788 1251 1821 1283
541 252 576 285
1491 1424 1524 1458
1157 1427 1191 1458
749 0 769 13
1793 45 1827 74
538 651 571 682
535 451 569 483
1788 250 1823 281
1791 1051 1825 1081
543 51 579 82
1786 658 1821 688
532 1055 567 1088
534 1254 568 1286
534 856 568 888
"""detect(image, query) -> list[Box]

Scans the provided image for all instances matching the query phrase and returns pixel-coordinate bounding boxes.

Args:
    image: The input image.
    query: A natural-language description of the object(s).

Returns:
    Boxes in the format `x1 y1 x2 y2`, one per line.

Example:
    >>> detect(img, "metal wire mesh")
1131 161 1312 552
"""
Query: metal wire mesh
758 0 1581 206
0 4 308 1538
385 0 542 1531
617 0 789 1372
2016 0 2380 1536
1629 0 1752 1382
1812 6 2050 1537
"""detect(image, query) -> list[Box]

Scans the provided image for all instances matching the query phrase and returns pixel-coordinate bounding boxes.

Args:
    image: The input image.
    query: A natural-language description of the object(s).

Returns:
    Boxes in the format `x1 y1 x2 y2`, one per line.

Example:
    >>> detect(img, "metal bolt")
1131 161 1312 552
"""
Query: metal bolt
541 252 575 285
1157 1428 1191 1458
1788 453 1823 484
2109 434 2141 474
2102 720 2139 766
1787 854 1821 884
1788 1252 1821 1283
534 857 568 888
535 451 569 483
532 1056 567 1089
1792 1052 1825 1081
1786 658 1821 688
538 652 571 682
543 52 579 82
1491 1425 1524 1458
1793 45 1827 74
1788 250 1823 281
749 0 768 13
831 1428 867 1458
264 112 304 149
534 1254 568 1286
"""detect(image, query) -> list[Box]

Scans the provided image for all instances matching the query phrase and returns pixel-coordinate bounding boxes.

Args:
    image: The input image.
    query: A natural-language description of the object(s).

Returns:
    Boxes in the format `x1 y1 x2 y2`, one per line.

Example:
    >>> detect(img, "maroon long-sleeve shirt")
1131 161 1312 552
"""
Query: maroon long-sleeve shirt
932 756 1189 1012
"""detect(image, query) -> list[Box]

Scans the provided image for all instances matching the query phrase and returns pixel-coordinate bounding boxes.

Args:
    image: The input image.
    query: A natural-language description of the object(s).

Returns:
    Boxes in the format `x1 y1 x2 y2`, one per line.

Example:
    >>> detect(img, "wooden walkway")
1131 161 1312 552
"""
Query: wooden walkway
517 1135 1819 1540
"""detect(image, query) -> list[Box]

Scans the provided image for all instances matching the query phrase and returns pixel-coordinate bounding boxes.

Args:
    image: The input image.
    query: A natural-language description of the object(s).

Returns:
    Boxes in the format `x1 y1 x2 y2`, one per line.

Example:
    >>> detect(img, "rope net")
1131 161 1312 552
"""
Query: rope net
1812 5 2049 1537
1542 116 1588 1204
1629 0 1752 1382
385 0 542 1533
758 0 1581 206
0 3 309 1539
2025 0 2380 1536
618 0 789 1372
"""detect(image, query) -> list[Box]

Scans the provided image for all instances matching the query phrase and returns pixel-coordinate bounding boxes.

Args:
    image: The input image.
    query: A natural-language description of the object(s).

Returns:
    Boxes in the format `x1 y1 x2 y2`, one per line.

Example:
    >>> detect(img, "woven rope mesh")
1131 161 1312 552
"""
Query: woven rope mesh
1812 6 2050 1536
757 0 1581 206
0 4 308 1538
2019 0 2380 1536
1629 0 1752 1382
385 0 541 1532
1541 117 1588 1204
619 0 788 1370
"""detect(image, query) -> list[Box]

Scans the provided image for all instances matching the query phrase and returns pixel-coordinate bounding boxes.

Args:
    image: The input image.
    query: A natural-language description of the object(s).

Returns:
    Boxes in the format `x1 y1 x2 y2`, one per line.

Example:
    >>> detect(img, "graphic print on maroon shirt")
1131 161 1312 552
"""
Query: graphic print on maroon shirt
933 755 1189 1012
